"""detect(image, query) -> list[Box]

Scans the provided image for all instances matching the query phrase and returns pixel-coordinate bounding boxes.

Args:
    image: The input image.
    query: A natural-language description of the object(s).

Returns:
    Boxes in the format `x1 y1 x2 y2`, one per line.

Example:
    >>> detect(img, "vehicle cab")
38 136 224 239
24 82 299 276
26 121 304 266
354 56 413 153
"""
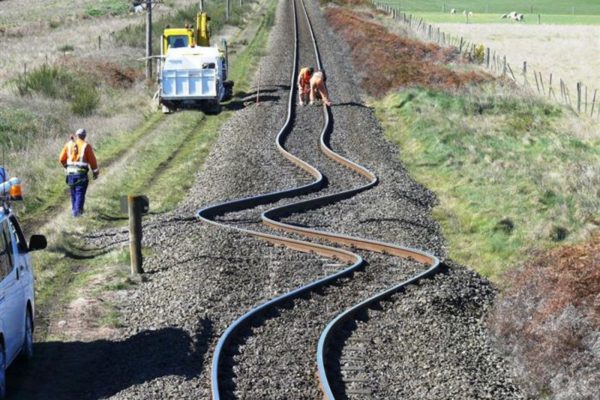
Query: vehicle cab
0 171 47 399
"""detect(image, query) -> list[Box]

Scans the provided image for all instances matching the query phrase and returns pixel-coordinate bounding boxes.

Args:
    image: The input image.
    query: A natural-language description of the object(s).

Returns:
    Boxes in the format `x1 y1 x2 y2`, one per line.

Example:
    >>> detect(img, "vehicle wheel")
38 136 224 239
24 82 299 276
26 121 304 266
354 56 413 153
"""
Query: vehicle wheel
21 310 33 361
0 342 6 399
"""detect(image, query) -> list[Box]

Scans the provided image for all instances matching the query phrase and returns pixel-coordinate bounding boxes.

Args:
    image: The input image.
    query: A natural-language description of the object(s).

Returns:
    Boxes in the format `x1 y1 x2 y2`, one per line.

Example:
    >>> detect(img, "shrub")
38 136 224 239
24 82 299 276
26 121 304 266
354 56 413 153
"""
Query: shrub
13 64 100 116
14 64 72 98
473 44 485 64
71 82 100 116
58 44 75 52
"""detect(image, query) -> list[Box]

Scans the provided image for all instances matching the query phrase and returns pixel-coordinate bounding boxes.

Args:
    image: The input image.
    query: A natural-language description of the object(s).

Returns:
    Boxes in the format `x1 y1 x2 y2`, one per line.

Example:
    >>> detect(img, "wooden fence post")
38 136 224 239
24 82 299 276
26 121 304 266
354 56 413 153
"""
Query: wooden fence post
577 82 582 113
507 63 516 81
128 195 149 274
591 89 597 117
534 71 541 94
486 48 490 68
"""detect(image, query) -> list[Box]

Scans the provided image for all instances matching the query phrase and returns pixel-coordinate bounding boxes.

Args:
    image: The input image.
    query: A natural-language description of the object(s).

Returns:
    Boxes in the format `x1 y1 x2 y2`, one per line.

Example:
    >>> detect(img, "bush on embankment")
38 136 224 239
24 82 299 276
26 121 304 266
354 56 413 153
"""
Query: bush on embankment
14 64 100 116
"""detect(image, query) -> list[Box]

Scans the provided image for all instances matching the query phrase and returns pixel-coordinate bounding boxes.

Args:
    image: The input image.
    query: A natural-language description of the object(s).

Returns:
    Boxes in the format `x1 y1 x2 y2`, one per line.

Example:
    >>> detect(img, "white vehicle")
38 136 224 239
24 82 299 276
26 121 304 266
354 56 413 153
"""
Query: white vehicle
0 175 47 399
159 45 233 114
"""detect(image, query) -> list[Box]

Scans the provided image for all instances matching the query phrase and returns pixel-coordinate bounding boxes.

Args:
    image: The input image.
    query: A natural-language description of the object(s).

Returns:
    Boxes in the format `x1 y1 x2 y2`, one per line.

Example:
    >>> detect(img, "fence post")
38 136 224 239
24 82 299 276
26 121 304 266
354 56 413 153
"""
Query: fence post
584 85 588 114
534 71 541 94
577 82 582 113
591 89 597 117
459 37 463 53
538 14 541 24
538 72 545 95
128 195 149 274
502 56 506 78
486 48 490 68
507 63 516 81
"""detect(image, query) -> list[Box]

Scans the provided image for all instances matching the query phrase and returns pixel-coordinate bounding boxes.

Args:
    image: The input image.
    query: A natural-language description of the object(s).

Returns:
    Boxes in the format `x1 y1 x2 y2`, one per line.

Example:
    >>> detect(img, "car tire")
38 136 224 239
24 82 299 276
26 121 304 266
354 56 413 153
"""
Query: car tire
0 342 6 399
21 310 33 361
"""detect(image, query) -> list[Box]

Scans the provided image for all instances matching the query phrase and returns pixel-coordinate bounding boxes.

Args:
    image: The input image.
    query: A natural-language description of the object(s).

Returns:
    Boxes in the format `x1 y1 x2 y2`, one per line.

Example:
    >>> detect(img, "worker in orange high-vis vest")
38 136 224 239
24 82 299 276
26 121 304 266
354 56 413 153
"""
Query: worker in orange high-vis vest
297 66 313 106
59 128 99 217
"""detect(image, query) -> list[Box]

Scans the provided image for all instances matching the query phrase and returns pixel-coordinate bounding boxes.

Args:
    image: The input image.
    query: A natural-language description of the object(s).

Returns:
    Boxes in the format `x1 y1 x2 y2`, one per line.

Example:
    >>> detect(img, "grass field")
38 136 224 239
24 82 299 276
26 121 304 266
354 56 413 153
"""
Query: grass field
434 23 600 104
408 12 600 25
382 0 600 15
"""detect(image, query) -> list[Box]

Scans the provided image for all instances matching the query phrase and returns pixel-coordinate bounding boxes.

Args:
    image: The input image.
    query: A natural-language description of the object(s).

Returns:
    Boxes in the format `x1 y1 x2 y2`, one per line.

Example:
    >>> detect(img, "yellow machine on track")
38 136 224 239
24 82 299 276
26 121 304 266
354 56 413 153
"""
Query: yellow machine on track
158 10 233 113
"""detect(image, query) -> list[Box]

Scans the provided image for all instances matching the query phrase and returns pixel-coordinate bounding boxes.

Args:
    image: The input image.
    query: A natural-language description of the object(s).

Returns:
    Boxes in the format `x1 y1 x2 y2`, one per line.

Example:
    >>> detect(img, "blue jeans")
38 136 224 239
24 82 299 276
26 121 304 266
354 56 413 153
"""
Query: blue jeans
67 174 88 217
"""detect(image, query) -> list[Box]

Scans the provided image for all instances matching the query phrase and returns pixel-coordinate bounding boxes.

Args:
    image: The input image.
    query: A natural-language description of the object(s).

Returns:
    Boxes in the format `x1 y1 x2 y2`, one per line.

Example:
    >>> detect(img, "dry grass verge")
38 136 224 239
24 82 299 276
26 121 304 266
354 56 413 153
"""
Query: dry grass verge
489 235 600 399
324 7 493 96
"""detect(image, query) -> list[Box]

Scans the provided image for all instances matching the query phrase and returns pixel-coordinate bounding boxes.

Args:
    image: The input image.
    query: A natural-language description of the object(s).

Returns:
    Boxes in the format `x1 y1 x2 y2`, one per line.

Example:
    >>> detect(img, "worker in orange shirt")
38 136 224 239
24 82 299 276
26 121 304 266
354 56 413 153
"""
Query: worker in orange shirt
59 128 99 217
310 70 331 107
297 66 313 105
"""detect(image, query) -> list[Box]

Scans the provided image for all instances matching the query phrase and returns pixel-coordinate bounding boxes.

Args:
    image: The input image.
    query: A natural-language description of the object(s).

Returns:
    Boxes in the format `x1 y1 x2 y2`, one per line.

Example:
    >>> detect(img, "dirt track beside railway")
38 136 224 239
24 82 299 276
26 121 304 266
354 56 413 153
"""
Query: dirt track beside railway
9 0 525 398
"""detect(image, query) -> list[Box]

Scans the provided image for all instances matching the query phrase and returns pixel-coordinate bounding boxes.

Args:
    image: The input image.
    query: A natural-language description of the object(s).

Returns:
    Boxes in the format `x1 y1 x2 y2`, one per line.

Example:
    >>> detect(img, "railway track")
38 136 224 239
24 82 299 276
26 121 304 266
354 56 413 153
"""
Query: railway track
197 0 441 398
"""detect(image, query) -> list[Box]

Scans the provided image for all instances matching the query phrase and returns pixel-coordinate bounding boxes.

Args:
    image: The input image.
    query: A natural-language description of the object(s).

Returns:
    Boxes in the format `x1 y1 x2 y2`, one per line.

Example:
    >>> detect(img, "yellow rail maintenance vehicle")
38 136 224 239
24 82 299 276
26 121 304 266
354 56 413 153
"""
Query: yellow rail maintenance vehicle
158 10 233 114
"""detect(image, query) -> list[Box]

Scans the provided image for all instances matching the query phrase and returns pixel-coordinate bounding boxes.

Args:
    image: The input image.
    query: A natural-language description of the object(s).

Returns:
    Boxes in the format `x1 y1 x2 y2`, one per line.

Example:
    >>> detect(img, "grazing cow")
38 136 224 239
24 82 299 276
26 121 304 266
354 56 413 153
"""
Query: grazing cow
501 14 508 19
450 8 456 14
516 13 524 21
468 11 473 16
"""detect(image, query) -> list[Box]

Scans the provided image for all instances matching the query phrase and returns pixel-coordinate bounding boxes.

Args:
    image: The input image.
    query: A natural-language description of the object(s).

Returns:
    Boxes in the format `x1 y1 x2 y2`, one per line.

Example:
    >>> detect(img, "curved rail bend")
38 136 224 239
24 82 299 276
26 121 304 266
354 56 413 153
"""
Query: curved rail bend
197 0 441 398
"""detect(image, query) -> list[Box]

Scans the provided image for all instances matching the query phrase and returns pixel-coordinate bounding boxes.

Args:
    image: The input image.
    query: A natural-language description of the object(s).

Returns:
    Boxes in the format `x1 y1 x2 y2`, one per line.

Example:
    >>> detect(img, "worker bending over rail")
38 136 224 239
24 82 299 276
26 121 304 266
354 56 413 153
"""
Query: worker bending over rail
59 128 99 217
297 66 313 105
310 70 331 107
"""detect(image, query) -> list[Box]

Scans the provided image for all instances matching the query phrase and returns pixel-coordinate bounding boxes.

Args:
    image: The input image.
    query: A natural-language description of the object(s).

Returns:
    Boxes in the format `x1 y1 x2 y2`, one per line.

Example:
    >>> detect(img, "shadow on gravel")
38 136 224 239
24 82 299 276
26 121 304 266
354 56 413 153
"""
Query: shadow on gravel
330 102 369 109
7 320 212 400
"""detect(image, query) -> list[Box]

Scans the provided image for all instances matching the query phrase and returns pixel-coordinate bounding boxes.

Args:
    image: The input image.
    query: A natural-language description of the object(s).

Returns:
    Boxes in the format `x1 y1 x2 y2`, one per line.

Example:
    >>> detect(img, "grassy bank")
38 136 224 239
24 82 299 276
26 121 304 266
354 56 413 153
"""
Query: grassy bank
373 87 600 280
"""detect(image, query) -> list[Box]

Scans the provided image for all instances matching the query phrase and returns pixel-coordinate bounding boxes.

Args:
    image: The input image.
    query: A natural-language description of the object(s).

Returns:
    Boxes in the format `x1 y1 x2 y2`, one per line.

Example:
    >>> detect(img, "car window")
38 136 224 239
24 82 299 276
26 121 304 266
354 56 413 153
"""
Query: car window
0 221 13 281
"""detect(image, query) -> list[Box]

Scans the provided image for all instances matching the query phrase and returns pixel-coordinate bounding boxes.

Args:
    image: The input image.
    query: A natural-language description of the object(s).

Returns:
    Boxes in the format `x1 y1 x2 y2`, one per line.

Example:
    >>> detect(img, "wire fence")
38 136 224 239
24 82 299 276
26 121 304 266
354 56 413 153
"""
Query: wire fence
372 0 600 119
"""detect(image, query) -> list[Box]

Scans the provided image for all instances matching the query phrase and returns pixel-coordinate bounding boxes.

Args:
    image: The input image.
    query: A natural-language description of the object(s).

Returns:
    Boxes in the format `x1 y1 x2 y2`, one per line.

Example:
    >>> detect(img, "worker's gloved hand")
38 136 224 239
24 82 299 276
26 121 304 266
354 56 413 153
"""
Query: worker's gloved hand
93 171 99 180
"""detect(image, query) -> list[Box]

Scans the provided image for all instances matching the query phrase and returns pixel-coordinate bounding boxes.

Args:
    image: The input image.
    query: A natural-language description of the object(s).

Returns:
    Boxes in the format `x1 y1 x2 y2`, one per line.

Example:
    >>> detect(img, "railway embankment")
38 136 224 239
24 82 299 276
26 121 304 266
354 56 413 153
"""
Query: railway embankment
324 1 599 398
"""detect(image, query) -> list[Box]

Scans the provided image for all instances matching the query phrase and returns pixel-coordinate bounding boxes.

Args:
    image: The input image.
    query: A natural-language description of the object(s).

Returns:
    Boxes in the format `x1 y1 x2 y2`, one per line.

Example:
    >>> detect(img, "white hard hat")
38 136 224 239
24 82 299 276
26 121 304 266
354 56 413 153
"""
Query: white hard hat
75 128 87 138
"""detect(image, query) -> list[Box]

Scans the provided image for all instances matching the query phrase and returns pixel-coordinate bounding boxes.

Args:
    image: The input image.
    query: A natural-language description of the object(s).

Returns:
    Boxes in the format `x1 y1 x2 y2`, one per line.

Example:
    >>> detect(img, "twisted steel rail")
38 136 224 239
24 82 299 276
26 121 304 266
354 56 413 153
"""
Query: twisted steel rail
197 0 441 398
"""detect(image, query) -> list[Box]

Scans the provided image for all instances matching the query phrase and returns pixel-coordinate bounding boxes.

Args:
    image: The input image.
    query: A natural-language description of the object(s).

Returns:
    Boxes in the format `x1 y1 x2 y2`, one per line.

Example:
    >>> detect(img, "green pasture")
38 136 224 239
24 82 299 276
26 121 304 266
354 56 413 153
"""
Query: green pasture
382 0 600 15
379 0 600 25
404 11 600 25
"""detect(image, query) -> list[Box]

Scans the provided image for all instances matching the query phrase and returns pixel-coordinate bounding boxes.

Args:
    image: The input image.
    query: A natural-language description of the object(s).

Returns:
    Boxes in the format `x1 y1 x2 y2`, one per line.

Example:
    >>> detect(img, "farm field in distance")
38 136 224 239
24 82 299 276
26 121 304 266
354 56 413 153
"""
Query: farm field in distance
382 0 600 115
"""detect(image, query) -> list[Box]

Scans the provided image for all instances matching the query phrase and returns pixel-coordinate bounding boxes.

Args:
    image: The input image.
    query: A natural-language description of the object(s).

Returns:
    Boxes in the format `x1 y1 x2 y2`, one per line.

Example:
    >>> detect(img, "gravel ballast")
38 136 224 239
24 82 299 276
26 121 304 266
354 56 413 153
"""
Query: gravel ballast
57 0 526 398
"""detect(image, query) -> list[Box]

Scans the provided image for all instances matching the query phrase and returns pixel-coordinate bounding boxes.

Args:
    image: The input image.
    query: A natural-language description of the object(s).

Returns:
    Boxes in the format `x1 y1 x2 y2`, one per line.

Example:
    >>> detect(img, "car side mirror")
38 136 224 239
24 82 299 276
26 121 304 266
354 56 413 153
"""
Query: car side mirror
28 235 47 252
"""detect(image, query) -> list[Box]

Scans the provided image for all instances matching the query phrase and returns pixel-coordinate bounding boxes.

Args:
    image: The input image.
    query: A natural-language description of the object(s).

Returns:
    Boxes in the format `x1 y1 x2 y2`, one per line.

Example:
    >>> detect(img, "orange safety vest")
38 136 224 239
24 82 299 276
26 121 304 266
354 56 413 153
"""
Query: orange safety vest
298 67 312 88
59 138 98 175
